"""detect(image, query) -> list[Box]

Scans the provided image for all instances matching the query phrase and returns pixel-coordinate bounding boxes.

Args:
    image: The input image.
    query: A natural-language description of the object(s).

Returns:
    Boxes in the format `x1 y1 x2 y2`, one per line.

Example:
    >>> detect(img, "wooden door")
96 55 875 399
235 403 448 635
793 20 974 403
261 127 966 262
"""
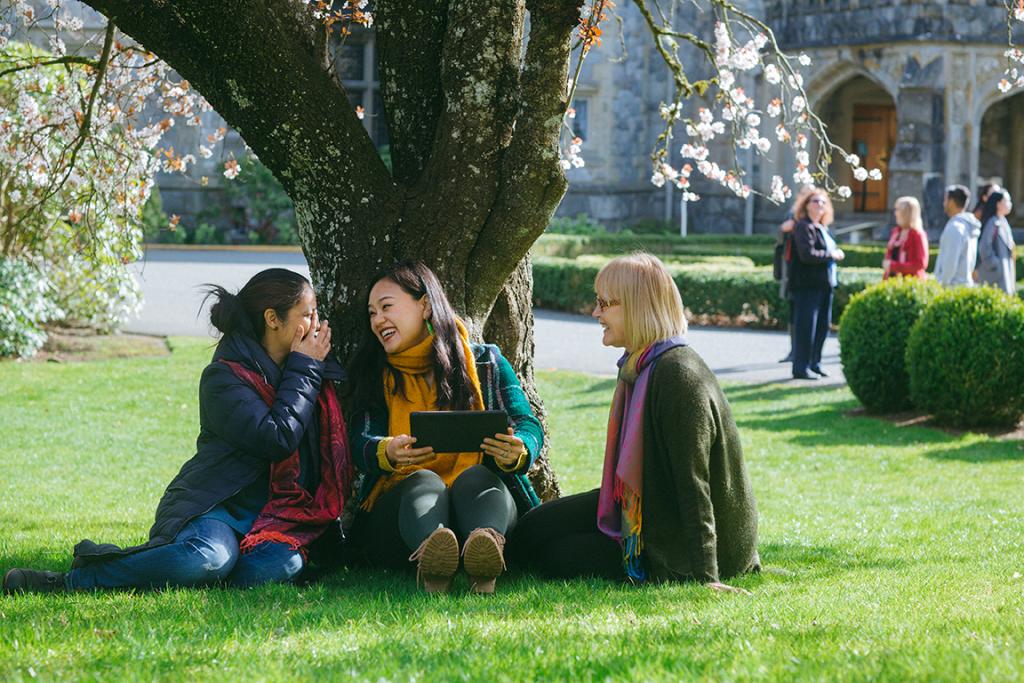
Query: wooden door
851 104 896 212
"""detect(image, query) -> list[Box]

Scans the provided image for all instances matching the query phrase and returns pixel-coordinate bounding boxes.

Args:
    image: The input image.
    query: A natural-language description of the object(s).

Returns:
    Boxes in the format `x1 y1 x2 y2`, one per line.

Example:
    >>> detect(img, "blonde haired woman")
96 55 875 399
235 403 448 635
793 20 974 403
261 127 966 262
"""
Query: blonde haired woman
509 253 760 587
883 196 929 279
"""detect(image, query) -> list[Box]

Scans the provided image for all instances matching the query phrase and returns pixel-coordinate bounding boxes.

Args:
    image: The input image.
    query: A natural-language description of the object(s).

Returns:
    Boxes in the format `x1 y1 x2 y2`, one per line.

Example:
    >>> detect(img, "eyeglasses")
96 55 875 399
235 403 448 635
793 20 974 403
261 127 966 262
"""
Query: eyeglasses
594 296 620 311
810 198 828 205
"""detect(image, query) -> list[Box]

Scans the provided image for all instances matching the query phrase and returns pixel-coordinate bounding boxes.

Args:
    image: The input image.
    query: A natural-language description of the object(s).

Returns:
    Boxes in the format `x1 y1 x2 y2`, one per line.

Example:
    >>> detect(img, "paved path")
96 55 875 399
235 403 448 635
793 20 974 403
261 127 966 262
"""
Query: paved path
126 249 844 386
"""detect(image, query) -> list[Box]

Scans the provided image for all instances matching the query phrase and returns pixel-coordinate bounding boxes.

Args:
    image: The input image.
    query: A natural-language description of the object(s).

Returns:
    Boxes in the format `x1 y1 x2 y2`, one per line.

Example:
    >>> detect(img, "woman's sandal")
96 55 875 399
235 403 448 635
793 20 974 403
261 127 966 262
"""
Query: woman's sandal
462 527 506 595
409 527 460 593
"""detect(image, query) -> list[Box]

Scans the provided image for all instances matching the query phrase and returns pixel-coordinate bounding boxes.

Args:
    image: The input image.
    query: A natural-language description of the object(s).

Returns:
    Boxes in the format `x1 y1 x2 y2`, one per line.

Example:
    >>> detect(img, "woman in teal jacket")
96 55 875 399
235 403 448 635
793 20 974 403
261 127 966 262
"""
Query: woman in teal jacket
345 261 543 594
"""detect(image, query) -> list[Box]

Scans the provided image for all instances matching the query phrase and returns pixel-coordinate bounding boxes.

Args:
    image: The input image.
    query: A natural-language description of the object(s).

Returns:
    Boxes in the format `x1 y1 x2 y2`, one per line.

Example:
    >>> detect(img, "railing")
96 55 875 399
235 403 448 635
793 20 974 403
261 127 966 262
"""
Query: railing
832 221 883 244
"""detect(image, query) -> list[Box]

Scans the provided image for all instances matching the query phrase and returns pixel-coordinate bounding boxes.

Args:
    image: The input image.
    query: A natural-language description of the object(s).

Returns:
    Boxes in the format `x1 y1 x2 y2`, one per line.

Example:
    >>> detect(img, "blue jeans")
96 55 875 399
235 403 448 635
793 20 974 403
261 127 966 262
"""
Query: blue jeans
66 518 304 590
791 287 833 376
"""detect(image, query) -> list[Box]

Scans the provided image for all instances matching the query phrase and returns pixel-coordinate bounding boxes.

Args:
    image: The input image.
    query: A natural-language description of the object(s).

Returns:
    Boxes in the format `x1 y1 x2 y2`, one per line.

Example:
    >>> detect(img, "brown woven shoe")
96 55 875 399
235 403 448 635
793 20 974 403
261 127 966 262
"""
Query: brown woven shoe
408 527 460 593
462 528 506 594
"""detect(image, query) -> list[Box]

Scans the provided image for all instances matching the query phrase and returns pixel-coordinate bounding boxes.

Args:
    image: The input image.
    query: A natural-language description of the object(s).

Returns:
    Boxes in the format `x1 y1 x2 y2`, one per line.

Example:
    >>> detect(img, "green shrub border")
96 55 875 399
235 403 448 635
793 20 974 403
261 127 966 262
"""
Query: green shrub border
532 256 881 329
532 234 1024 275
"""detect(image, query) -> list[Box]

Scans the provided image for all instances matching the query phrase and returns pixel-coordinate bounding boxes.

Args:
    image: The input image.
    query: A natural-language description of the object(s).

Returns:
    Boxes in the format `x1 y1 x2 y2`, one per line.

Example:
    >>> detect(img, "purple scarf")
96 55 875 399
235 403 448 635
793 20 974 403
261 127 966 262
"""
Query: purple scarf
597 336 688 581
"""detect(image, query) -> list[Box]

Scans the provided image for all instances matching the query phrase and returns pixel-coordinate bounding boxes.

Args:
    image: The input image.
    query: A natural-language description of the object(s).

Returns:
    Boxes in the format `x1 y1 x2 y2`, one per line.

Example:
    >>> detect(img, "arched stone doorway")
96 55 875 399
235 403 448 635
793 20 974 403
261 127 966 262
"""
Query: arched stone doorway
978 92 1024 219
818 75 897 214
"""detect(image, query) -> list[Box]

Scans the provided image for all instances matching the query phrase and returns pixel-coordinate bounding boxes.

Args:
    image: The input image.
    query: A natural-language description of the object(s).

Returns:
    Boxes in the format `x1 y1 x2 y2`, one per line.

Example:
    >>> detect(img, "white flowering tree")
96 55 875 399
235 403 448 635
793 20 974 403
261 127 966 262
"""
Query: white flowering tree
0 2 225 339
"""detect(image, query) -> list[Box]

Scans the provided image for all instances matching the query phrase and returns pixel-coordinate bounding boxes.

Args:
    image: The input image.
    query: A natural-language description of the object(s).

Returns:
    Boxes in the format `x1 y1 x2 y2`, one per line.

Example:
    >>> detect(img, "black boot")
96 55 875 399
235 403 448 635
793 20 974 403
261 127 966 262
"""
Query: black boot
3 568 67 594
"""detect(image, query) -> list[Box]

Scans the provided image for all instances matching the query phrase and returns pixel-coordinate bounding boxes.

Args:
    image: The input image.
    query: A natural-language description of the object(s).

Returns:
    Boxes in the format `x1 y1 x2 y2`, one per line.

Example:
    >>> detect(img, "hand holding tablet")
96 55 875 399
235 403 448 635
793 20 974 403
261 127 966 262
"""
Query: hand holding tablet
385 434 435 469
480 428 526 467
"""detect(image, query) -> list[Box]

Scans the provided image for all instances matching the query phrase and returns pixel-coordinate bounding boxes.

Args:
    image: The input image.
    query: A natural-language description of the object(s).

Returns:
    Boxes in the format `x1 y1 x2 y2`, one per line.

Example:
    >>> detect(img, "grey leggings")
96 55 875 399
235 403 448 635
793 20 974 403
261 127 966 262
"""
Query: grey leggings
358 465 517 568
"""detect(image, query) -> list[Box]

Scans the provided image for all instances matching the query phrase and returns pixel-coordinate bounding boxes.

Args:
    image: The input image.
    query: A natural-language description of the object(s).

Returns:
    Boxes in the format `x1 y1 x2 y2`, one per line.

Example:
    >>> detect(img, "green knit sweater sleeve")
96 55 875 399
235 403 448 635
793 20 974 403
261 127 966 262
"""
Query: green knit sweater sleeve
492 348 544 473
649 353 721 581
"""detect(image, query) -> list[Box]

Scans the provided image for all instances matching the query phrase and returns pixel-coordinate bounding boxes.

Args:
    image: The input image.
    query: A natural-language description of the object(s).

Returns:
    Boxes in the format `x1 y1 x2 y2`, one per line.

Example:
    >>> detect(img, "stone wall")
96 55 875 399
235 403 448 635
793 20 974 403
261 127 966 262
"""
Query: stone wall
764 0 1018 48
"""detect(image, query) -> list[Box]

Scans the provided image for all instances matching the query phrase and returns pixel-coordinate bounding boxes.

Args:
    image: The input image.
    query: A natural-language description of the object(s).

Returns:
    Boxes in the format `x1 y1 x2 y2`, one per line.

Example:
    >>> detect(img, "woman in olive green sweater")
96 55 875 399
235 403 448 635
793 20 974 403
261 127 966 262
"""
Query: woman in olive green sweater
509 253 760 586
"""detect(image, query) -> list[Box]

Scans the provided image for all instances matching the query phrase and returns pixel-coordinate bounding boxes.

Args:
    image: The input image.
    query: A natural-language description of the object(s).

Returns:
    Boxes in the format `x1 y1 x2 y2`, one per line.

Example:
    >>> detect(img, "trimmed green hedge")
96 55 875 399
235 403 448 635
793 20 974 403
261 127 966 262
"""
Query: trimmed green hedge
838 278 943 413
906 287 1024 428
532 256 881 328
532 234 886 269
532 234 1024 275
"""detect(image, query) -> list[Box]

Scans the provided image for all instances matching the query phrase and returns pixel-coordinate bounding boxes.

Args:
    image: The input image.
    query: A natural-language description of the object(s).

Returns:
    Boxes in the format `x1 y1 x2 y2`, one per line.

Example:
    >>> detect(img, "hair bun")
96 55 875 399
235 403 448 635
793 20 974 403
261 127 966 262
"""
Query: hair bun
206 286 239 335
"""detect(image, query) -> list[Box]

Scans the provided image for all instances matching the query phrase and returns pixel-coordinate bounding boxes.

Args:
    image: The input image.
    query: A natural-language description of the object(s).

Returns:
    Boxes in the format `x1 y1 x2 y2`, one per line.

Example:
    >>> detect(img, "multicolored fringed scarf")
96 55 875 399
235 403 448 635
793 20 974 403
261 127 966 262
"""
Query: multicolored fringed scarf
220 360 352 559
596 336 687 581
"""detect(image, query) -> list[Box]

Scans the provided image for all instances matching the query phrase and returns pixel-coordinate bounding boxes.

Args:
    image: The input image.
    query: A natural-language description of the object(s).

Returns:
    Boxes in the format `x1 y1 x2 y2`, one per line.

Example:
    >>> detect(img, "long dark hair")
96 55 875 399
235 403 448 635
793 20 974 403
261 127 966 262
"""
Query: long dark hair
202 268 311 339
973 183 1000 217
980 191 1009 228
347 261 478 414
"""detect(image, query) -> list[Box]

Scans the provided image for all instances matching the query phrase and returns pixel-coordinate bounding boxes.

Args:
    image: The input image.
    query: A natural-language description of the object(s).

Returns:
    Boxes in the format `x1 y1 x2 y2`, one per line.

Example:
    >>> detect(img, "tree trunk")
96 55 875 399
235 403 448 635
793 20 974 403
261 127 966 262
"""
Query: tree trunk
81 0 585 497
483 255 560 501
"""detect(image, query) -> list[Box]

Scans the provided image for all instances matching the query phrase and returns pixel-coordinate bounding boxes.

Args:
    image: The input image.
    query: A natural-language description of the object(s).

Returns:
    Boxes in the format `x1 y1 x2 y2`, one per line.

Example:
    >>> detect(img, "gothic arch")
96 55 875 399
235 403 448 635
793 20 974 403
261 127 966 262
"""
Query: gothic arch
806 60 898 111
975 88 1024 216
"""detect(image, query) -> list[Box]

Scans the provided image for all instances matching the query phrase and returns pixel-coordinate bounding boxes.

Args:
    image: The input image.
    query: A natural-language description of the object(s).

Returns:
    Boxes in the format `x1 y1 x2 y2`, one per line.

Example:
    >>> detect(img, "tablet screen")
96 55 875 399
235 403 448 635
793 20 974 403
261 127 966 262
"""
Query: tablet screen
410 410 510 453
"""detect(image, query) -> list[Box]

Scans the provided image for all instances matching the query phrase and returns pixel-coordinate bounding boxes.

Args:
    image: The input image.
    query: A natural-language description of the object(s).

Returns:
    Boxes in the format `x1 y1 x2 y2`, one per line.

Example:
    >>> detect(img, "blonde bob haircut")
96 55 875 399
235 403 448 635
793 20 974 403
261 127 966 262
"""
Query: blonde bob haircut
595 252 688 350
893 196 924 232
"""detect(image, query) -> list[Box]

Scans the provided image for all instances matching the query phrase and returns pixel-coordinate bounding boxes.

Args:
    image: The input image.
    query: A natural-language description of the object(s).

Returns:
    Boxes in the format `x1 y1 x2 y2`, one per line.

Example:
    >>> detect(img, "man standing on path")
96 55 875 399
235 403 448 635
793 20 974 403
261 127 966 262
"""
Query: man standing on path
933 185 981 288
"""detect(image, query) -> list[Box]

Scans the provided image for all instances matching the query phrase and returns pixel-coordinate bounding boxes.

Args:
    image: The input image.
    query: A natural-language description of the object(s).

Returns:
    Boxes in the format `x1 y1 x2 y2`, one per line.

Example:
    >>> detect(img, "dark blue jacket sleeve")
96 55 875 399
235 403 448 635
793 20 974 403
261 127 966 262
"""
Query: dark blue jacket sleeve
199 352 324 462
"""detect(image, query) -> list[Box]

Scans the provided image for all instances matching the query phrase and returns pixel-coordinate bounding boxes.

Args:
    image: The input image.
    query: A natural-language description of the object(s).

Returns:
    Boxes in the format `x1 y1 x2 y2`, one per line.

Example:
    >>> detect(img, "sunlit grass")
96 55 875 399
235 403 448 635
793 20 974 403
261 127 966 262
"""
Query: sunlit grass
1 338 1023 681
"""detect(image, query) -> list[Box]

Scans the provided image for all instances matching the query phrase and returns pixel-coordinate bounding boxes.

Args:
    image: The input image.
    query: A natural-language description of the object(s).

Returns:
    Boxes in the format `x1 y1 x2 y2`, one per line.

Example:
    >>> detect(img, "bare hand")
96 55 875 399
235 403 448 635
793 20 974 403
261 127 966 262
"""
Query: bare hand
780 219 795 234
707 581 752 596
832 248 846 262
292 320 332 361
386 434 435 468
481 428 526 467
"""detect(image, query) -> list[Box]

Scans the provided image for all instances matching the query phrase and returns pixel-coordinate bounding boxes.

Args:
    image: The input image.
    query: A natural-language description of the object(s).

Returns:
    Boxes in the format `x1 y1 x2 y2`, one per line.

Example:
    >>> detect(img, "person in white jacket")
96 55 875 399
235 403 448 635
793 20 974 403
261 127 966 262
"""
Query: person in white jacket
934 185 981 288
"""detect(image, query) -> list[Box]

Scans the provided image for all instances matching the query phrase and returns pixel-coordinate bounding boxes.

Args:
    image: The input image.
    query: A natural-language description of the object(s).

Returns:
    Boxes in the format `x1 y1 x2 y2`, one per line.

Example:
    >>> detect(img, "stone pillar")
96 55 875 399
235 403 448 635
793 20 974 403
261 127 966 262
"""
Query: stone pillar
944 49 976 190
889 51 948 230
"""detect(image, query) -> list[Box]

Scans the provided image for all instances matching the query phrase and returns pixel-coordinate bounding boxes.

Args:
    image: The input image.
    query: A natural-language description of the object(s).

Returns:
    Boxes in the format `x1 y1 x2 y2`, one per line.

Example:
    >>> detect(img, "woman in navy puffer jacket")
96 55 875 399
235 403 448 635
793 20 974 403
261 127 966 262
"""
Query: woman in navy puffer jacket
3 269 351 594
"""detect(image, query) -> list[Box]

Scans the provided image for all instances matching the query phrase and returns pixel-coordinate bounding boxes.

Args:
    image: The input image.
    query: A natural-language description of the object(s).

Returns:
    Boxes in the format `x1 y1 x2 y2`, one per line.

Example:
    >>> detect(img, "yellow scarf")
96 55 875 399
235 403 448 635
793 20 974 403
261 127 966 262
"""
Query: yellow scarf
363 319 485 510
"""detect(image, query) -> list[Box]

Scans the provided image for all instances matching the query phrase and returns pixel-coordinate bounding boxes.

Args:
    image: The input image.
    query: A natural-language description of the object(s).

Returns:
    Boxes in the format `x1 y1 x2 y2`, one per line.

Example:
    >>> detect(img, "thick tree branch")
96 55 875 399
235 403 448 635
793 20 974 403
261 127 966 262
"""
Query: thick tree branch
400 0 525 295
78 0 399 236
464 0 582 317
375 0 448 186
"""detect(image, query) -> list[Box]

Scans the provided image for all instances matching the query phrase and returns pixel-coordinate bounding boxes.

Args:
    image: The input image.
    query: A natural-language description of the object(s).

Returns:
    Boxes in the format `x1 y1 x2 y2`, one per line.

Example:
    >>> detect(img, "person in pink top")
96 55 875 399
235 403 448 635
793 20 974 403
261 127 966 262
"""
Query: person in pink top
883 196 930 279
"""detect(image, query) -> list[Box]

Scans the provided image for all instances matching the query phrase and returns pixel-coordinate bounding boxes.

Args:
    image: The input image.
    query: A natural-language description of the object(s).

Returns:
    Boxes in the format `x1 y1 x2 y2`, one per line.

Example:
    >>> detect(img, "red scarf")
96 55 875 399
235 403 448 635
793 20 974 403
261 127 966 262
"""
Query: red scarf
220 360 351 558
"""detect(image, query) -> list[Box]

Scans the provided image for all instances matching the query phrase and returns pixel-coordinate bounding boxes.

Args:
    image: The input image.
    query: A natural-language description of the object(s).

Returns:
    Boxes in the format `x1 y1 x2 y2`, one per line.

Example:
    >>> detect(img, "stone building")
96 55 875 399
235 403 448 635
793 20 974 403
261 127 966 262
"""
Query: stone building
559 0 1024 236
23 1 1024 237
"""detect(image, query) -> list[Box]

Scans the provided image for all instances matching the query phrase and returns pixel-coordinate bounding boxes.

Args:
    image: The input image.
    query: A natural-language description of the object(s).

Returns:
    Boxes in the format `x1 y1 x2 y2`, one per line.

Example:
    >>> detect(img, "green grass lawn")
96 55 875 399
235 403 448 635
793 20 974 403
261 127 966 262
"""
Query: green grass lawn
2 338 1023 681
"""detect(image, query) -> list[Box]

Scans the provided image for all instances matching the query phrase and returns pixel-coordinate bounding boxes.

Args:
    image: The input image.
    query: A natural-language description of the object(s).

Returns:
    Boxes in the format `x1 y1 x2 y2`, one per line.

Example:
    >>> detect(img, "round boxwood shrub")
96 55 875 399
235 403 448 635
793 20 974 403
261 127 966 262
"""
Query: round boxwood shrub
906 287 1024 428
838 277 942 412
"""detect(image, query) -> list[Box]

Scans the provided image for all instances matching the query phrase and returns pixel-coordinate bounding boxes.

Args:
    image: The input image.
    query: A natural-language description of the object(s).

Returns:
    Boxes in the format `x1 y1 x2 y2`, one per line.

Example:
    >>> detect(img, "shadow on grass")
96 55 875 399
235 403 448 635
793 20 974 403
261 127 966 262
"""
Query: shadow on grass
923 441 1024 463
723 382 846 406
738 406 957 448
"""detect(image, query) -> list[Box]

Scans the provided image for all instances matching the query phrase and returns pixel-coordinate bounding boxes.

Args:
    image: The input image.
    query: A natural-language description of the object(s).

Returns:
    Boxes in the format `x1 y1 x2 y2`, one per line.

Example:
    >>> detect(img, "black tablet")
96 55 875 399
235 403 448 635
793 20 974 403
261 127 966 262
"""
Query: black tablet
410 410 510 453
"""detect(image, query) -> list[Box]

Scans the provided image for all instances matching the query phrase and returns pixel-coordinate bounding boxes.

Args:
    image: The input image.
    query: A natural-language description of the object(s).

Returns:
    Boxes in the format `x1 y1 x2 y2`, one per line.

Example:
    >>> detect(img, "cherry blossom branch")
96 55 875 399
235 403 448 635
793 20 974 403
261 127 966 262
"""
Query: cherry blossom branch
633 0 879 205
0 56 99 79
999 0 1024 92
